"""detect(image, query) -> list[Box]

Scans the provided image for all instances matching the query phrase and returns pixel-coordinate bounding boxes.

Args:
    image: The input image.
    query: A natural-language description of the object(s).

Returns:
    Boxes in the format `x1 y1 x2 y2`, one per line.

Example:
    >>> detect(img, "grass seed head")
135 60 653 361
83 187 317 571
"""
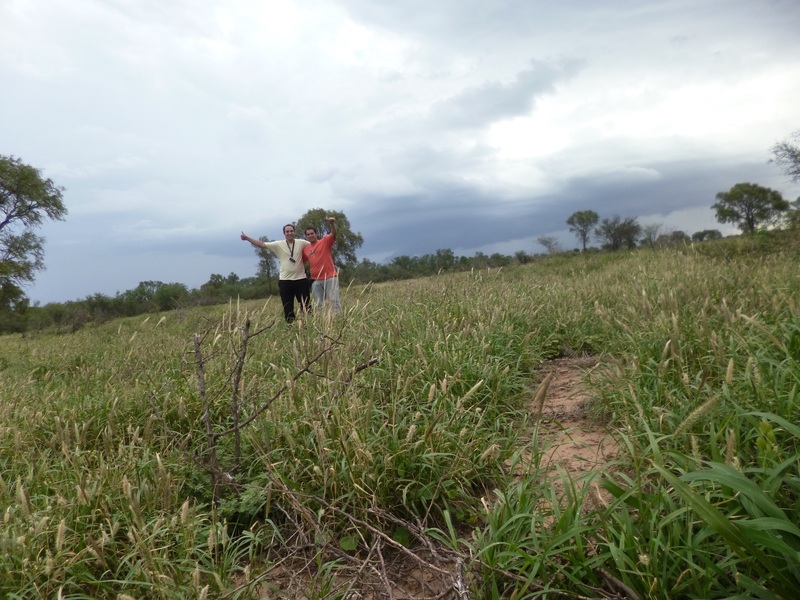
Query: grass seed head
725 429 736 466
56 519 67 552
181 499 190 524
16 479 32 518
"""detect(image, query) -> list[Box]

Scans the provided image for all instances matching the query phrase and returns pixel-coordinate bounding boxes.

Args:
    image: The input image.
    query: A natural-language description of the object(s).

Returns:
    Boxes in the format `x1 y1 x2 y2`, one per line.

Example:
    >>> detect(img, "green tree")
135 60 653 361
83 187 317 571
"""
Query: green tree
153 282 189 311
790 198 800 230
655 230 690 247
430 248 456 272
536 235 561 255
253 236 278 292
712 182 789 234
0 280 29 332
566 210 599 251
390 255 418 276
771 129 800 183
594 215 641 251
775 197 800 231
297 208 363 271
201 274 226 292
471 251 490 269
640 223 663 248
488 253 512 267
0 155 67 316
691 229 722 242
119 280 166 312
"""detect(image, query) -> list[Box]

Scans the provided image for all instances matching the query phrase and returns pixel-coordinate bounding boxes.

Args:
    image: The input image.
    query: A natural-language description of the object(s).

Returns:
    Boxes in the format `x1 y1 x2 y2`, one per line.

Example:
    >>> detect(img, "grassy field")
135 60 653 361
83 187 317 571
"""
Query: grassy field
1 234 799 598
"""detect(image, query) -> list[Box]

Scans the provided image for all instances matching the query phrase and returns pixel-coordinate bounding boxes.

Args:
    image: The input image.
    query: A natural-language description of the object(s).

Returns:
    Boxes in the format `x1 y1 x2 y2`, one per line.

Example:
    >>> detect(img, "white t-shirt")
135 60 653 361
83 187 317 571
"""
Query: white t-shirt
264 239 310 280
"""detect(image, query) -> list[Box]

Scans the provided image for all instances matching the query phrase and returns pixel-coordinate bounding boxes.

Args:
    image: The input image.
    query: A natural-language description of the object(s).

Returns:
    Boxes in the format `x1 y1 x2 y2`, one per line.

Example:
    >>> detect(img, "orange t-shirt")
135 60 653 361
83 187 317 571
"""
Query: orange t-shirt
302 234 337 280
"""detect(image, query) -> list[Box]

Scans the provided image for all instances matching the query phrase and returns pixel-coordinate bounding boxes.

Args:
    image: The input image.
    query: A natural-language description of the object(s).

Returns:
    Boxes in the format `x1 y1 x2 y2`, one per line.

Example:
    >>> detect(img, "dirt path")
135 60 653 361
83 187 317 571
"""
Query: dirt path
529 356 618 485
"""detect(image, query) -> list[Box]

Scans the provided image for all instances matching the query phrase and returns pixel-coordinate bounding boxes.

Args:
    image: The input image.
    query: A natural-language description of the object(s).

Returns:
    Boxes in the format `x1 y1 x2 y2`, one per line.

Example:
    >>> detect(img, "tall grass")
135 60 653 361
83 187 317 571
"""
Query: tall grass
1 237 799 597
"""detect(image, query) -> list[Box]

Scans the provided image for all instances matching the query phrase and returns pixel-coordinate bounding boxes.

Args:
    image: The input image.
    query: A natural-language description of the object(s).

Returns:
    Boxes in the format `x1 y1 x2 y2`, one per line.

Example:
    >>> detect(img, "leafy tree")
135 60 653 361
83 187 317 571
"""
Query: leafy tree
201 274 226 292
790 198 800 230
297 208 363 270
426 248 456 273
253 236 278 292
566 210 599 251
350 258 384 283
774 197 800 231
0 280 29 332
118 280 188 313
691 229 722 242
771 129 800 183
712 183 789 234
655 230 690 247
594 215 641 251
471 251 490 269
153 282 189 311
0 155 67 314
640 223 663 248
536 235 562 255
390 255 417 276
489 253 512 267
514 250 530 264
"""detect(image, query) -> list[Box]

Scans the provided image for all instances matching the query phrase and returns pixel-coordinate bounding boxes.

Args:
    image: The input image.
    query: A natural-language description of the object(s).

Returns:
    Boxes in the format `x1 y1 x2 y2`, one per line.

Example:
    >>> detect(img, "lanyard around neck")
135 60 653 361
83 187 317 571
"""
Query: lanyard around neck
286 240 295 258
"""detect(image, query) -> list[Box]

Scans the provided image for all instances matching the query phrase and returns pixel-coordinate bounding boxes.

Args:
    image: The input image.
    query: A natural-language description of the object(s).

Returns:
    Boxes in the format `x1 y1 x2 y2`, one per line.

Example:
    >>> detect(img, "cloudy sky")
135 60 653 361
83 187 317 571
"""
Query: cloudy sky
3 0 799 304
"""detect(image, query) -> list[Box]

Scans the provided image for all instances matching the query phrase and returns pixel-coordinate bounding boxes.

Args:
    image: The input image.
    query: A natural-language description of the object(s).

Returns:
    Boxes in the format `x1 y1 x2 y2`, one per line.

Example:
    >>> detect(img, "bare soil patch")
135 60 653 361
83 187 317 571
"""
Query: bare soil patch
531 356 618 485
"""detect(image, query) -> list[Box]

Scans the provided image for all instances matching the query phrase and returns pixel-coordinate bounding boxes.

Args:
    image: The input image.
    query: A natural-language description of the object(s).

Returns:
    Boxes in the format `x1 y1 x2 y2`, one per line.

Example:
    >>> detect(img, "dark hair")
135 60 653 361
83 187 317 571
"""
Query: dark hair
305 226 318 235
283 224 295 233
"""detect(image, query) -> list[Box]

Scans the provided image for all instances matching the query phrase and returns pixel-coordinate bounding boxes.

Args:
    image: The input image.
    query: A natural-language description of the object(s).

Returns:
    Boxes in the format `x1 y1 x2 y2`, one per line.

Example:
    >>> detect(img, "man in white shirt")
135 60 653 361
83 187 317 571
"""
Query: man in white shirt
241 224 310 322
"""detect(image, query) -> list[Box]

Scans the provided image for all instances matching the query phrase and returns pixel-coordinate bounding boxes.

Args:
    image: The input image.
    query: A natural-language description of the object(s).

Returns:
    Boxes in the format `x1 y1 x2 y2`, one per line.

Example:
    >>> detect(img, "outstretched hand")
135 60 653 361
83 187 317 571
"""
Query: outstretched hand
240 231 247 240
325 216 336 223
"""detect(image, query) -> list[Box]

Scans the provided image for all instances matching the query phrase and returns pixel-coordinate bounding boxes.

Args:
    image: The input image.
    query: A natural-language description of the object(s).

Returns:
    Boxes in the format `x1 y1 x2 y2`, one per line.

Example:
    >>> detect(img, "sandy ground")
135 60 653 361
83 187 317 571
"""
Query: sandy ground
530 356 618 487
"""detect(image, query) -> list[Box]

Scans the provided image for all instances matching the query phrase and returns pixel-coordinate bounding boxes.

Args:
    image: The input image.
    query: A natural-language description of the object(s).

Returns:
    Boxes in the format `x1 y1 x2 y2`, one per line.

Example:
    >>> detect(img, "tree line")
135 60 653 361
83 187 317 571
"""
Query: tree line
15 250 530 333
2 128 799 334
550 179 798 255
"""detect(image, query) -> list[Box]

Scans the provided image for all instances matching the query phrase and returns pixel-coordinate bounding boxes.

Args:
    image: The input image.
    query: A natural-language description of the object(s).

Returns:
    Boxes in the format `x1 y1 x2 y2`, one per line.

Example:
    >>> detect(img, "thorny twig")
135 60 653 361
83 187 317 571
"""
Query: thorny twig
375 539 396 600
193 332 224 501
215 334 344 437
598 568 641 600
228 317 252 468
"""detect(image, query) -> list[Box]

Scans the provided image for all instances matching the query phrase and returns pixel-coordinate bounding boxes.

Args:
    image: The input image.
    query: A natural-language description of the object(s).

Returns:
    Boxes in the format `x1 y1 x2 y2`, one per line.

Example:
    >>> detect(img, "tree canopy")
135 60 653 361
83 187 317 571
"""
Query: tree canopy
640 223 663 248
566 210 599 251
253 236 278 292
0 155 67 316
772 129 800 183
691 229 722 242
655 230 690 247
594 215 640 251
712 182 788 234
537 235 562 255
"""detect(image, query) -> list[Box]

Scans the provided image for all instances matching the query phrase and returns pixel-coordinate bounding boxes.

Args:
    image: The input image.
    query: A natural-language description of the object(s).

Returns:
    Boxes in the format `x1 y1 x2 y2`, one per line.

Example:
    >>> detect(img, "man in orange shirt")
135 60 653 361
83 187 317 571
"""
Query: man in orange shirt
302 216 341 312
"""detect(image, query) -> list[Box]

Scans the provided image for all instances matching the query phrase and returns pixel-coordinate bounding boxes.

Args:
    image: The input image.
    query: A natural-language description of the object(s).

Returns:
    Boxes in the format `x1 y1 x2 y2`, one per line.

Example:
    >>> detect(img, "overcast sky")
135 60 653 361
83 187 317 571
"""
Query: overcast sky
3 0 799 304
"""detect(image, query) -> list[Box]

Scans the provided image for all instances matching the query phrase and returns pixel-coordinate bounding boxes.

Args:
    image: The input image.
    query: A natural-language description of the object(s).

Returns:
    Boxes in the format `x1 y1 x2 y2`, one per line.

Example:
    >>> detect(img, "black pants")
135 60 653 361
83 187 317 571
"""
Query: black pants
278 279 310 322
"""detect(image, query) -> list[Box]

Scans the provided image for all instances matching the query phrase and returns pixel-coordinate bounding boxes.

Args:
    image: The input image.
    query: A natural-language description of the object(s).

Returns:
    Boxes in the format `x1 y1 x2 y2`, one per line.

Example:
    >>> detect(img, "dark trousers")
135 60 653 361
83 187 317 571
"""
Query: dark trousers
278 279 310 322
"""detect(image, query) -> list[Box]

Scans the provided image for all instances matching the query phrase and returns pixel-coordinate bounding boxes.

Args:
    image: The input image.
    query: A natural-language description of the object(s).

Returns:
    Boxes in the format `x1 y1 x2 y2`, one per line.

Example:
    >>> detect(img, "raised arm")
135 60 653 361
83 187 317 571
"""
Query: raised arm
240 231 268 249
326 217 337 240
